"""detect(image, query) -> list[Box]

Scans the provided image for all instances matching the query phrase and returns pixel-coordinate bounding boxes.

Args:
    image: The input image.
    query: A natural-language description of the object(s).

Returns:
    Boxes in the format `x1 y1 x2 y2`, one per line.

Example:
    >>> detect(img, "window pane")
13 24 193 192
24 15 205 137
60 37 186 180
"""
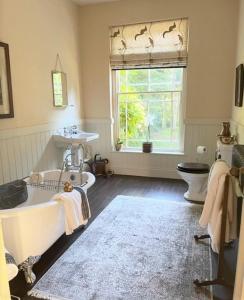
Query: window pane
118 97 147 144
149 68 183 92
117 68 183 93
115 68 184 151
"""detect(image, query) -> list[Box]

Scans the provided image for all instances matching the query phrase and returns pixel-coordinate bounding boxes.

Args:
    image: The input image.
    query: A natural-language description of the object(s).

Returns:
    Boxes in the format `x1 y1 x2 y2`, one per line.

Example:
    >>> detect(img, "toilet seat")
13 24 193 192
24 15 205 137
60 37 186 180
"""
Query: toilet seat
177 162 209 174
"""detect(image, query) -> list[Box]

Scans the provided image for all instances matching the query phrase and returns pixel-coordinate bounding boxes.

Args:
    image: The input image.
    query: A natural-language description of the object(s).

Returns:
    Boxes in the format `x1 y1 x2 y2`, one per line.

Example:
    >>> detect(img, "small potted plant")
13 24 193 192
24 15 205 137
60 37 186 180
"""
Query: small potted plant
142 124 152 153
115 138 123 151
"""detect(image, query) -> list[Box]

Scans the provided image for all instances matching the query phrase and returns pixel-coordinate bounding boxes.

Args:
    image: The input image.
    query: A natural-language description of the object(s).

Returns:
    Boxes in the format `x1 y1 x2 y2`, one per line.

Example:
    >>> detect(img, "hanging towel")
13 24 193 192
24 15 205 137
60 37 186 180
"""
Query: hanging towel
52 189 90 235
199 160 237 253
74 187 91 221
52 190 82 235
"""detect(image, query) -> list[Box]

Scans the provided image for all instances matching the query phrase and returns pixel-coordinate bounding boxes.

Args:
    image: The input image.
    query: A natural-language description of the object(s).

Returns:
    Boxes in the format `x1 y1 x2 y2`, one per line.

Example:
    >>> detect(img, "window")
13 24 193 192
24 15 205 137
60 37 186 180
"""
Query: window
113 67 185 152
110 18 188 152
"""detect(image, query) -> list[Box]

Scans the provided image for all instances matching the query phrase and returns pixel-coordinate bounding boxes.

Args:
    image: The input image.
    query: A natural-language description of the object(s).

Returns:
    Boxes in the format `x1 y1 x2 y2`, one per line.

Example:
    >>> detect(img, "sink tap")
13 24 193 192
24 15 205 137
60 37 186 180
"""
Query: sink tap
63 127 69 136
71 125 78 134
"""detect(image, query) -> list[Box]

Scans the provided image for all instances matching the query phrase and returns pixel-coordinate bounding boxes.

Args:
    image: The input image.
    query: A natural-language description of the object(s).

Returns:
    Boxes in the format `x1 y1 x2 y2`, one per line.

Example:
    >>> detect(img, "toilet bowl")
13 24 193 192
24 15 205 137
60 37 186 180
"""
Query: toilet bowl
177 162 210 203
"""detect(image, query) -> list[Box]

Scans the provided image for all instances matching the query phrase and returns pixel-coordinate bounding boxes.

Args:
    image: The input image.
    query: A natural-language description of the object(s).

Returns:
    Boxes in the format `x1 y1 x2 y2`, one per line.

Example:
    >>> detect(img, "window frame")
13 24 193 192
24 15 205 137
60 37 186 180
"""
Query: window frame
111 67 186 154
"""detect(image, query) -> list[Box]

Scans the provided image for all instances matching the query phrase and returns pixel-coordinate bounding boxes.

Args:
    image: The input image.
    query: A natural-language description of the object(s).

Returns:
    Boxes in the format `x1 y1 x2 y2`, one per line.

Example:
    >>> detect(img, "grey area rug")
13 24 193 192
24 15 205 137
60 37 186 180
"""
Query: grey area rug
29 196 212 300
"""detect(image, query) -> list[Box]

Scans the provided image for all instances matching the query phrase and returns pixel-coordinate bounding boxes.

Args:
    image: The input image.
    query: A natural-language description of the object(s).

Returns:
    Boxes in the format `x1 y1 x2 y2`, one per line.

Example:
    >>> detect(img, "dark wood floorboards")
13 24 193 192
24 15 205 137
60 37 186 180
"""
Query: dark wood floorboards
8 175 235 300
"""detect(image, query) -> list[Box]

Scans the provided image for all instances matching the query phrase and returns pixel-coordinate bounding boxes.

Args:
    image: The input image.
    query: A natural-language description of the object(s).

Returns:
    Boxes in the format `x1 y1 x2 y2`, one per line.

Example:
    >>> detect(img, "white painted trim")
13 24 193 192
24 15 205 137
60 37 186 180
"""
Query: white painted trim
113 166 180 179
84 117 228 126
184 118 228 125
0 119 84 139
111 150 185 156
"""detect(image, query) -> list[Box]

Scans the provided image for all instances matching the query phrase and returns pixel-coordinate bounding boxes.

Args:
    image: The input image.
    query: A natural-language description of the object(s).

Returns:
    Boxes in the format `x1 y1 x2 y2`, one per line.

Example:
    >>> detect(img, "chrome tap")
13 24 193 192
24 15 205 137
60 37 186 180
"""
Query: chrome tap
63 127 69 136
71 125 78 134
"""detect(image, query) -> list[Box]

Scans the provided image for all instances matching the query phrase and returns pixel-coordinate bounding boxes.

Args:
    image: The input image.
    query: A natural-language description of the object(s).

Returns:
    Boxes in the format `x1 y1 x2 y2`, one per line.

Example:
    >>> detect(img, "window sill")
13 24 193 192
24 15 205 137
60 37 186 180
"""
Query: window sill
111 149 185 155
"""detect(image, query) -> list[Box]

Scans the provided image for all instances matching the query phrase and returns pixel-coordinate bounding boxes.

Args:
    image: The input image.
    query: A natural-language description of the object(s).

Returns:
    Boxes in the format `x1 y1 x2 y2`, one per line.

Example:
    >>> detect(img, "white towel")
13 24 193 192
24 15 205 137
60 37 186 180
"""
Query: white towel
52 190 85 235
199 160 237 253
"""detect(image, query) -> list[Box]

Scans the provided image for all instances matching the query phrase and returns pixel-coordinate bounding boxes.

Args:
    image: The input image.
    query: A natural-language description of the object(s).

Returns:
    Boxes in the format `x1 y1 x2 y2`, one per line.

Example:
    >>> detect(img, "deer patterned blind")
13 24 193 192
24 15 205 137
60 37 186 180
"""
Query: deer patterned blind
110 18 188 69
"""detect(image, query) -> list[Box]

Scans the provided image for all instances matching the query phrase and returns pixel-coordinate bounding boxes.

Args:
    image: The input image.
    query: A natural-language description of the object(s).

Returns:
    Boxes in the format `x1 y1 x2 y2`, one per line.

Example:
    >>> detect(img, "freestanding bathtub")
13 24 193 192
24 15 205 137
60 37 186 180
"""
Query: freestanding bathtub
0 169 95 283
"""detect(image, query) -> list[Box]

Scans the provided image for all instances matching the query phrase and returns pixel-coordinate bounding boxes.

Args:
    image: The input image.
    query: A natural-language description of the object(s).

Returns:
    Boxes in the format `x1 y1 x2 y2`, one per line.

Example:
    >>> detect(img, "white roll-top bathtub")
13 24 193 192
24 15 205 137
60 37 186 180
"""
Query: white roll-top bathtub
0 170 95 280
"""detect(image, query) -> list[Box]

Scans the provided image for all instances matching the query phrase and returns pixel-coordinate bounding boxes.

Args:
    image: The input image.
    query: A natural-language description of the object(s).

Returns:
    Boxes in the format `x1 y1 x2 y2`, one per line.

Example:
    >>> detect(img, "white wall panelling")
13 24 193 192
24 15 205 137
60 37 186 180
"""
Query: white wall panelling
0 121 83 185
0 119 223 184
84 118 222 179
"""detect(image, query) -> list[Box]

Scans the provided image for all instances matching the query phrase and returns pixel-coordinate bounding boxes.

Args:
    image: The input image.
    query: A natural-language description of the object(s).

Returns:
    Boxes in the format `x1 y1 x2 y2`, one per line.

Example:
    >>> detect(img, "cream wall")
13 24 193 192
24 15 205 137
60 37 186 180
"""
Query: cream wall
0 220 11 300
79 0 238 178
79 0 237 120
0 0 82 130
0 0 83 184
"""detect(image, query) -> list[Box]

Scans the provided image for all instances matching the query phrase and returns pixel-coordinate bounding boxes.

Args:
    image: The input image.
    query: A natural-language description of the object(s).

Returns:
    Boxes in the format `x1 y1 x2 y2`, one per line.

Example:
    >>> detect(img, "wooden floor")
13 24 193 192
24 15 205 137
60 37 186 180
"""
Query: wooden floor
9 175 235 300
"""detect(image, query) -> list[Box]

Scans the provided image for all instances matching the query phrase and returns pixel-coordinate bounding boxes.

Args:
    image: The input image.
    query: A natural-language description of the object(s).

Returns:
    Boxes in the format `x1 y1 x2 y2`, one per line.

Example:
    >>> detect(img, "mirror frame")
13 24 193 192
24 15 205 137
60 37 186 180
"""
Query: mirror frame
0 42 14 119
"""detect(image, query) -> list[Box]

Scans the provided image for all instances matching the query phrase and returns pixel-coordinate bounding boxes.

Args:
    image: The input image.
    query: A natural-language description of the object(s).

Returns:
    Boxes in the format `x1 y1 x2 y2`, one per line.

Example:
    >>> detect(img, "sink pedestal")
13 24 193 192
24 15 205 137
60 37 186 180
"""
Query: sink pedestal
53 129 99 171
71 144 84 168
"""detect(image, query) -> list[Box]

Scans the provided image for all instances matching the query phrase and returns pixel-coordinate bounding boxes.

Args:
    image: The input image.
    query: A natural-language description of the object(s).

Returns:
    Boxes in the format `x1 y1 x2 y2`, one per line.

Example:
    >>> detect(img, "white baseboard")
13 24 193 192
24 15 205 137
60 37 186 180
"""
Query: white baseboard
113 167 180 179
184 118 228 125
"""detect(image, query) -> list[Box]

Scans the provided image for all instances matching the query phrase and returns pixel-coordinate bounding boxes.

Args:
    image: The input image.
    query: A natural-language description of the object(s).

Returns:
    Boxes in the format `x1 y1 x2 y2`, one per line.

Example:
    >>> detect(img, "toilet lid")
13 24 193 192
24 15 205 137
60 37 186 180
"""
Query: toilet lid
177 162 209 174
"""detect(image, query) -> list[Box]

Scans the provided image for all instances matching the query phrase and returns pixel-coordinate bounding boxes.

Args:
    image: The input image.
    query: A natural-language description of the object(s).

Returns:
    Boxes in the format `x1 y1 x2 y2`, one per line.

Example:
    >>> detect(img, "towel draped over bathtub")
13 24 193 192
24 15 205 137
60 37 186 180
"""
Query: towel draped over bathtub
199 160 237 253
74 187 91 221
52 188 91 235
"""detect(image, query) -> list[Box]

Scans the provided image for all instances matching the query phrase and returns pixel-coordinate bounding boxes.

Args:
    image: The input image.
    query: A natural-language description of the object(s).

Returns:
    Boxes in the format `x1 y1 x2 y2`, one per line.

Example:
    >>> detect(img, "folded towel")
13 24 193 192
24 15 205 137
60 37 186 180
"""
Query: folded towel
5 248 18 281
74 187 91 221
52 189 90 235
0 180 28 209
199 160 237 253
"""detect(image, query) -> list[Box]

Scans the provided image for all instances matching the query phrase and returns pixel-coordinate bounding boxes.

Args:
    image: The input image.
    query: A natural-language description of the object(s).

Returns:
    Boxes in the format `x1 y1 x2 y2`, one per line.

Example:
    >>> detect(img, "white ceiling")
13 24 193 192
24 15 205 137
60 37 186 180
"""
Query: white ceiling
72 0 120 6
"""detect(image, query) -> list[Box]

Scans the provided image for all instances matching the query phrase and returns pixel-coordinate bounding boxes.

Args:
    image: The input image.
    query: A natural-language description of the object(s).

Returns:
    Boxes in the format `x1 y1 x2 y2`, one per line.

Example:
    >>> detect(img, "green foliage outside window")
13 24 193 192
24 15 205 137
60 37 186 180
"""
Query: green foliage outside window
116 68 183 150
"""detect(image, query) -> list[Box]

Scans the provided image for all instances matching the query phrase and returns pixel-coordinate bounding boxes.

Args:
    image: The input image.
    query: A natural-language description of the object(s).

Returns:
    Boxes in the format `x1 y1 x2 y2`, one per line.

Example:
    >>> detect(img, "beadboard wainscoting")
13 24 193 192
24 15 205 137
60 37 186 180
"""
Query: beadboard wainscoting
0 121 83 185
84 118 223 179
0 119 227 184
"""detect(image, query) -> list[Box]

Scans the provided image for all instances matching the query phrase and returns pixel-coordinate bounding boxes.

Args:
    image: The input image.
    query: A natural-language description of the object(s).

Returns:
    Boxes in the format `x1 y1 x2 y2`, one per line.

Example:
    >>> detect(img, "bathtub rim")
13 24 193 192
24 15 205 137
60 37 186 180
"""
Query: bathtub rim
0 171 95 217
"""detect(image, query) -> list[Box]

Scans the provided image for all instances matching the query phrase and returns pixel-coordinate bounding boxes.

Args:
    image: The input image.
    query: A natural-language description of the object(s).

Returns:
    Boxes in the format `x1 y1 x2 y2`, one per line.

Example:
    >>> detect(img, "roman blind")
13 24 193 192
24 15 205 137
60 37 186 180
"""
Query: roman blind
110 18 188 69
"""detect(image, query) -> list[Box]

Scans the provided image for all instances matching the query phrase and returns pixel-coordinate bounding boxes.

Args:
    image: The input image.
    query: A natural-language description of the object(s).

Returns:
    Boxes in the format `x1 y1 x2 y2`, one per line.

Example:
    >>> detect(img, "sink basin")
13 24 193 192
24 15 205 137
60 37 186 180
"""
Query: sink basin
53 131 99 148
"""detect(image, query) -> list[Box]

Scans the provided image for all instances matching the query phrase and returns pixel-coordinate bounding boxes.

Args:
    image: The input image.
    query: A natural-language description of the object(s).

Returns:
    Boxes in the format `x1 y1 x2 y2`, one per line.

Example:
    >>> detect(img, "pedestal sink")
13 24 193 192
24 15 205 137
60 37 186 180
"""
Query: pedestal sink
53 131 99 148
53 130 99 168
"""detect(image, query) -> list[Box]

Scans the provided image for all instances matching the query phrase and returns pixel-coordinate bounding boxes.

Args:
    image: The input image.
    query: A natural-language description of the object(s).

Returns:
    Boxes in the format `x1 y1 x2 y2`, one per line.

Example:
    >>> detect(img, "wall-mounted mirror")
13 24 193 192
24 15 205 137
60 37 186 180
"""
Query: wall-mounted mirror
52 71 68 107
0 42 14 118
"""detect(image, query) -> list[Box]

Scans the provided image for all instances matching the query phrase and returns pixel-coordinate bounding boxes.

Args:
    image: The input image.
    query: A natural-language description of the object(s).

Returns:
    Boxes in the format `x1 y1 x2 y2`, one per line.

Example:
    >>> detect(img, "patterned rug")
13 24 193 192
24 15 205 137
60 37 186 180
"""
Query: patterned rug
28 196 212 300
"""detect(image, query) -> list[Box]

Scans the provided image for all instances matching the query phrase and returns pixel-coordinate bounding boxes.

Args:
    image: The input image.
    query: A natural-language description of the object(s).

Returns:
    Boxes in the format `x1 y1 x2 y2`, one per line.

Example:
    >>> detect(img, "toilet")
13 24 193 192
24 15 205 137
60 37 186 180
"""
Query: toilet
177 162 210 203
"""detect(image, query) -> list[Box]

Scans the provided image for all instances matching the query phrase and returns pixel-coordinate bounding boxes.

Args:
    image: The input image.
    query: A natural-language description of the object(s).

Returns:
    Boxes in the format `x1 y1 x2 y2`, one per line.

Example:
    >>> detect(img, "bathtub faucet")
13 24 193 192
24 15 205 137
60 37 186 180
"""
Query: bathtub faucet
63 152 84 172
64 153 74 171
